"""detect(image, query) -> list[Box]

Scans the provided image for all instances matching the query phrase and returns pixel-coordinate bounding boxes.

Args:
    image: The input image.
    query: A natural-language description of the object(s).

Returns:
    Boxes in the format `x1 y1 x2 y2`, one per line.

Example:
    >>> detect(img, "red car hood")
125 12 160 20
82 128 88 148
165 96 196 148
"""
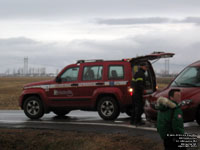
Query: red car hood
150 87 200 104
24 80 54 88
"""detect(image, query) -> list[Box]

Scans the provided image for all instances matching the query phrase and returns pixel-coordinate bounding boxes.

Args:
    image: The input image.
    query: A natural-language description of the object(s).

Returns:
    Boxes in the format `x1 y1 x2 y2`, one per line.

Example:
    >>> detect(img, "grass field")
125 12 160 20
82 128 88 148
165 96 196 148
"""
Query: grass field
0 129 163 150
0 77 53 110
156 77 174 89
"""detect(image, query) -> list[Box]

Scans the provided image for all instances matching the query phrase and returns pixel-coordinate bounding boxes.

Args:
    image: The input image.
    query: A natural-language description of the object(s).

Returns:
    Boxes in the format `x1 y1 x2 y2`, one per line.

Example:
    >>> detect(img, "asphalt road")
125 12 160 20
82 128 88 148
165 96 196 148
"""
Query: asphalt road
0 110 199 142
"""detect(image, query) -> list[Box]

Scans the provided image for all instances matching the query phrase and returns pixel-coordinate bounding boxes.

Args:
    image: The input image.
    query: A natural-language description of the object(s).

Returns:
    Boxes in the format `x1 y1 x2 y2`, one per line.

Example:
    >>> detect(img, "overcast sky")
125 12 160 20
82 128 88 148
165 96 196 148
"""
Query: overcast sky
0 0 200 74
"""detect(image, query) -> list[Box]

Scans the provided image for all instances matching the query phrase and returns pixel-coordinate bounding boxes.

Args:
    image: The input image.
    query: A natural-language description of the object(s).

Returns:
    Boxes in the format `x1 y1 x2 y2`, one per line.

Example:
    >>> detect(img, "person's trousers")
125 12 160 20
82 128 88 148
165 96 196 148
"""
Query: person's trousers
131 93 144 123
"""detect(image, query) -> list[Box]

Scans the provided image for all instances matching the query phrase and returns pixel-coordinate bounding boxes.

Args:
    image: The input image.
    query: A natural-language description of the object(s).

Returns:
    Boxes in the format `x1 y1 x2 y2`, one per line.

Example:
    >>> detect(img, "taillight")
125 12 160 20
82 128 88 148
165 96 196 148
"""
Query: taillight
128 87 133 96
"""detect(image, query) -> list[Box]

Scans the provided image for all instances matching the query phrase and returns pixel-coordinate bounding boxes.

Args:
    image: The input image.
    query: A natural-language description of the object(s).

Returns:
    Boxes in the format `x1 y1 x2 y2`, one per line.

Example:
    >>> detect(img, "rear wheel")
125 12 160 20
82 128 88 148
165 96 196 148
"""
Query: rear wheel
23 96 44 119
196 108 200 126
97 96 120 120
53 110 70 117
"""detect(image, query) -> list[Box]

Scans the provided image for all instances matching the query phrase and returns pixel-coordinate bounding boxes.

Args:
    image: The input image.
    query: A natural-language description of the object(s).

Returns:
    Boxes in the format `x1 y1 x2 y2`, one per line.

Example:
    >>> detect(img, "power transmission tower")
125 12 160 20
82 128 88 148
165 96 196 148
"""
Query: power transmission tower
165 59 169 75
24 57 28 75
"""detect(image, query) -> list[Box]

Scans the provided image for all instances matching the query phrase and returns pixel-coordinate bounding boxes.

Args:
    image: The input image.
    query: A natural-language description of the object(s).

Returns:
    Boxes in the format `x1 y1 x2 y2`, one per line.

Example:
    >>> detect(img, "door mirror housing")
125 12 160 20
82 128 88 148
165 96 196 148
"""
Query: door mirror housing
55 76 62 83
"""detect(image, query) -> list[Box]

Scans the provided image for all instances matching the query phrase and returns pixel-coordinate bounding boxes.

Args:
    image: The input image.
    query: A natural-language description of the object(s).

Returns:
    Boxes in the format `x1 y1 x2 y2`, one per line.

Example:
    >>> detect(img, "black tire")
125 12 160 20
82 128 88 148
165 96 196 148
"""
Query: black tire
23 96 44 119
196 108 200 126
53 110 70 117
97 96 120 120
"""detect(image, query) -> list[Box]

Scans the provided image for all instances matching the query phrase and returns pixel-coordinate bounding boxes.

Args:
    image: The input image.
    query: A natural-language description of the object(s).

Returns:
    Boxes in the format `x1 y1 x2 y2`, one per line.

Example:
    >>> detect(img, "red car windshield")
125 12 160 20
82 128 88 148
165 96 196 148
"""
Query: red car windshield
171 66 200 87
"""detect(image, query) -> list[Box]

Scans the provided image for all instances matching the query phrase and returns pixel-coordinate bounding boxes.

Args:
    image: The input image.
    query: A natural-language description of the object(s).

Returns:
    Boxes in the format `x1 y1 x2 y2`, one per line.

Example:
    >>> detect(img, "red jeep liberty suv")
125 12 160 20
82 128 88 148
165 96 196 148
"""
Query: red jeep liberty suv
19 52 174 120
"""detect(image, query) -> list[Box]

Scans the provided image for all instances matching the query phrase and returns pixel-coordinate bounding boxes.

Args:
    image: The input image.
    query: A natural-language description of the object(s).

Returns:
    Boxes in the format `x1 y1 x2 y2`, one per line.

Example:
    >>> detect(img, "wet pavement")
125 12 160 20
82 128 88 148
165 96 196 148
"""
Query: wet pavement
0 110 199 141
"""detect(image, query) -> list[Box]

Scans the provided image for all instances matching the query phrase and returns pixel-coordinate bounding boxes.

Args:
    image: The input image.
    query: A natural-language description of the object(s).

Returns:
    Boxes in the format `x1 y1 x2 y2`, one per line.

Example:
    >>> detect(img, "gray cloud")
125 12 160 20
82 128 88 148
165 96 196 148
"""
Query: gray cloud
95 17 200 25
96 17 171 25
0 37 38 46
181 17 200 25
0 33 199 74
0 0 200 19
0 0 200 76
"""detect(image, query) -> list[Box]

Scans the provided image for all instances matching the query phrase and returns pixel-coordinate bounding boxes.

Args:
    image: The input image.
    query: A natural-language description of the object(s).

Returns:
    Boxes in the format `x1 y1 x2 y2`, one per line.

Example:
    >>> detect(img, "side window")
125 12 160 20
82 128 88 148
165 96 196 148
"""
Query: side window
108 65 124 80
61 67 79 82
83 66 103 81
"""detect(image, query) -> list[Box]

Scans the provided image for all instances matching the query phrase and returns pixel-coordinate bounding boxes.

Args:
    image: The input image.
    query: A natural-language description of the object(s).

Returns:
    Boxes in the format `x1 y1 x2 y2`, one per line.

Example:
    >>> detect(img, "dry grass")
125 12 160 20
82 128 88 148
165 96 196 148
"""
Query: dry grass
0 129 163 150
0 77 53 109
156 77 174 89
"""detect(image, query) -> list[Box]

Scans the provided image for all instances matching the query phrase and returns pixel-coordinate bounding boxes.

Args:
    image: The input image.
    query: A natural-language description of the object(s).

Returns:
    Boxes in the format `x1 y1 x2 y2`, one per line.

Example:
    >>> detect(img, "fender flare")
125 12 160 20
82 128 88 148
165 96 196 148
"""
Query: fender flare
93 87 124 109
21 89 49 112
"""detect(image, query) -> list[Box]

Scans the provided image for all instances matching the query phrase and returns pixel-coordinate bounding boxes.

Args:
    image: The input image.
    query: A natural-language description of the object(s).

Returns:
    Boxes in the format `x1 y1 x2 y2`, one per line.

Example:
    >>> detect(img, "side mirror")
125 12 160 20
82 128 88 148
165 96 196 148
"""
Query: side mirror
55 76 62 83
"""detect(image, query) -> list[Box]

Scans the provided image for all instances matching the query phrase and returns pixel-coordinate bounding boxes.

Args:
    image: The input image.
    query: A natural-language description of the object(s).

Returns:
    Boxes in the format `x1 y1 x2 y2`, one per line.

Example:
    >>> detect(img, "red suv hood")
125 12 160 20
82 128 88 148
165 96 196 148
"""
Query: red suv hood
24 80 54 88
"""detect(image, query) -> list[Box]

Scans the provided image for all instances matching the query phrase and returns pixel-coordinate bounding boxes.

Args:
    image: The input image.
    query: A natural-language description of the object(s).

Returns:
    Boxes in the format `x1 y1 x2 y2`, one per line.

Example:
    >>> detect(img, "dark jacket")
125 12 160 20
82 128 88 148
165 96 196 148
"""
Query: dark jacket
131 68 146 93
156 97 184 139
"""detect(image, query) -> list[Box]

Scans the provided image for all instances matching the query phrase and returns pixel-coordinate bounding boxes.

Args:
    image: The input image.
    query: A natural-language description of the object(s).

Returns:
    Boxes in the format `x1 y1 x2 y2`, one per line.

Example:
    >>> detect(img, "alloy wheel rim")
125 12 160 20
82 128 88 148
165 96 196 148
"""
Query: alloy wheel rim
101 101 114 117
26 100 40 116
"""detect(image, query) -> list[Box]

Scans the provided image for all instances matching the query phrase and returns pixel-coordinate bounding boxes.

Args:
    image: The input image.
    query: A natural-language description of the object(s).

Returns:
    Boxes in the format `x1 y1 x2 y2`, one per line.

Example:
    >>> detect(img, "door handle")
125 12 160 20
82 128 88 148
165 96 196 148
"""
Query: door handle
71 83 78 86
96 82 104 86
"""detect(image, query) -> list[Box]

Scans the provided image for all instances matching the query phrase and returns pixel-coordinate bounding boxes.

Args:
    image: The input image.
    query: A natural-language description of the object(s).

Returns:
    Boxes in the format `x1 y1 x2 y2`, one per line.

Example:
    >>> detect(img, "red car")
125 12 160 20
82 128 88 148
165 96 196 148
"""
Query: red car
145 60 200 126
19 52 174 120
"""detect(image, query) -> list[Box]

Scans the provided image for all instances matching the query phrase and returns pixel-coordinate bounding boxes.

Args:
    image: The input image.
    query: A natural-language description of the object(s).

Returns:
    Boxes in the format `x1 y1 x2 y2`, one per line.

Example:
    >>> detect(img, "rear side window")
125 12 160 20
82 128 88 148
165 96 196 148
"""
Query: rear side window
61 67 79 82
108 65 124 80
83 66 103 81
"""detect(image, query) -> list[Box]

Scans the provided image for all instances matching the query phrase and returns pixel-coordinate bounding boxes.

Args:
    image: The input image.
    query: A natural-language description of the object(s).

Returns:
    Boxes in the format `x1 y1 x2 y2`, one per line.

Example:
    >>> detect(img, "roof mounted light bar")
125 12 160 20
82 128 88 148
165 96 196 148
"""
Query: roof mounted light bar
76 59 104 64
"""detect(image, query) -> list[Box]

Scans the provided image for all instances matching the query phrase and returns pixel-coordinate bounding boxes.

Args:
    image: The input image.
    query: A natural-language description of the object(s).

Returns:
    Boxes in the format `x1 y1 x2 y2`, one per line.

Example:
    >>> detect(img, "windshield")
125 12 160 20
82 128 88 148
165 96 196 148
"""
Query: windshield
171 66 200 87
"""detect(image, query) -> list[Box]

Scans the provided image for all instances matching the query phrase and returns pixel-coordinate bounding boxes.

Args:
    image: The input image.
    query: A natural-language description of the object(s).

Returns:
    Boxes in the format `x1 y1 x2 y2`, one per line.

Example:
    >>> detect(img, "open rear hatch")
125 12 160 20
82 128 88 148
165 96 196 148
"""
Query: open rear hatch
129 52 174 63
126 52 175 94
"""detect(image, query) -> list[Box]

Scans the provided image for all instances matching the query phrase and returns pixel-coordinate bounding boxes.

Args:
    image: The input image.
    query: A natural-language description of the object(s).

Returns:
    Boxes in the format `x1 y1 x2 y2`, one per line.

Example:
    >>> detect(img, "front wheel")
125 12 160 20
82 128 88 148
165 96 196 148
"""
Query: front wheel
97 96 120 120
196 108 200 126
23 96 44 119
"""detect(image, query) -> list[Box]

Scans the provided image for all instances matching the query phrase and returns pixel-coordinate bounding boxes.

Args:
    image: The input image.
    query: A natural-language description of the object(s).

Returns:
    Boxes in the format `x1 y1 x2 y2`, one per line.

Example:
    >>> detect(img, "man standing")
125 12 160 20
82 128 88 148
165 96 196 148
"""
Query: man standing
130 62 147 126
156 89 186 150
